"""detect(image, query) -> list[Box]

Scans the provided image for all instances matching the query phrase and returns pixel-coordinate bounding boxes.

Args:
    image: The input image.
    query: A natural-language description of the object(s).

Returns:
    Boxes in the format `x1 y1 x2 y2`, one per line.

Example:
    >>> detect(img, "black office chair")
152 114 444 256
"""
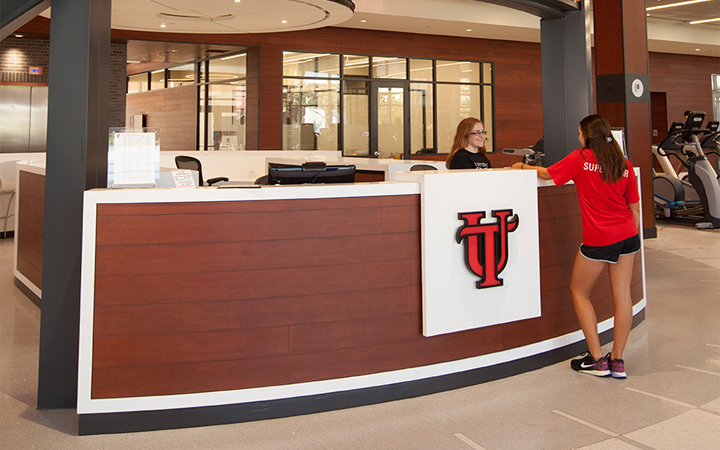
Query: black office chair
410 164 439 171
254 175 269 185
174 155 228 186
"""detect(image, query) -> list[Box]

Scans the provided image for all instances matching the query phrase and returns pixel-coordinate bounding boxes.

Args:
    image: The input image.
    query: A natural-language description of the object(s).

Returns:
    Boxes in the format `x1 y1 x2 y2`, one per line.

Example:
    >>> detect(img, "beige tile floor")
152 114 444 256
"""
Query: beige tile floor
1 224 719 449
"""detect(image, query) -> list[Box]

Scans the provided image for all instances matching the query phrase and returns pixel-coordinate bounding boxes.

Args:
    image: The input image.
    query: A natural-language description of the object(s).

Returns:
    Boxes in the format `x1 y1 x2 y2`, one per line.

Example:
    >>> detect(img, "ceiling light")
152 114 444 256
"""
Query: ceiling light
160 23 166 28
282 20 288 23
235 0 241 2
689 17 720 24
360 19 367 23
221 53 245 60
15 34 23 38
646 0 713 11
466 29 472 32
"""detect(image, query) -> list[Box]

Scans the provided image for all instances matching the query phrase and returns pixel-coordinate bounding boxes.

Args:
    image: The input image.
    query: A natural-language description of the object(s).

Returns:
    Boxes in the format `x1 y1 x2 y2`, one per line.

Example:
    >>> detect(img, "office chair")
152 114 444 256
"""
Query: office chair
410 164 439 171
174 155 228 186
254 175 269 185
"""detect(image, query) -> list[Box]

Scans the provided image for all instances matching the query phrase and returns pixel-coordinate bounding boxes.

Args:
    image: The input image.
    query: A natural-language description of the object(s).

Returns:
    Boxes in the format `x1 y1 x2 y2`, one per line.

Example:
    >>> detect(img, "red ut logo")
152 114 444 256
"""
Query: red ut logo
456 210 519 289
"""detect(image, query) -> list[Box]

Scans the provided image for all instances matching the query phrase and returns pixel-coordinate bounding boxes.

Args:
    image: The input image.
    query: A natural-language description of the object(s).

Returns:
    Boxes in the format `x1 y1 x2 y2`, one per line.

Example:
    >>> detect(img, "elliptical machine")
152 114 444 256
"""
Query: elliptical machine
652 112 720 229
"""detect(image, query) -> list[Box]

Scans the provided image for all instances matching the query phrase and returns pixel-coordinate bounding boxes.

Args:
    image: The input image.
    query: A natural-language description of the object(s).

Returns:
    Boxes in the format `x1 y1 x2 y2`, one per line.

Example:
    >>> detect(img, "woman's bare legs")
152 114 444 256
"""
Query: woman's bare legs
569 252 606 360
608 253 636 360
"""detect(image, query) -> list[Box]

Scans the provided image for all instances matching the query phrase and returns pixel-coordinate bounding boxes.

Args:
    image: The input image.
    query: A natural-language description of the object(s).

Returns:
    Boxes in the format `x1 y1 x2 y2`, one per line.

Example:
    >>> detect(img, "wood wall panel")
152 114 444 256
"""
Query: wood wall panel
125 85 196 151
90 187 644 399
94 258 421 306
17 171 44 289
649 52 720 124
93 287 410 336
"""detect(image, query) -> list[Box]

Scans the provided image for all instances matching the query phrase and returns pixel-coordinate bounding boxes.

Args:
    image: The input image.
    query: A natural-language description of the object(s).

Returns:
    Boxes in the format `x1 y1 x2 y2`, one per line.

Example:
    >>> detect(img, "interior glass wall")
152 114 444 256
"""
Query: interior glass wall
283 77 340 151
282 52 494 156
127 47 250 151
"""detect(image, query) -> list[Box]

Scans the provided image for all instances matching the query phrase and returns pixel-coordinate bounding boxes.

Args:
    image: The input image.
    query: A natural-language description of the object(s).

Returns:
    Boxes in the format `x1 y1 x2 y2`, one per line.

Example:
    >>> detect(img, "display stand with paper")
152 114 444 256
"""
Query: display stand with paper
107 128 160 188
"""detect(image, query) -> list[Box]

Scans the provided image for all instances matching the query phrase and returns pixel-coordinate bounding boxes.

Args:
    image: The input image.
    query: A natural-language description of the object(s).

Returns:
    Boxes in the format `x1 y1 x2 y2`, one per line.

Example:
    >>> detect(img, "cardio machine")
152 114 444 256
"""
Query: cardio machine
652 111 720 229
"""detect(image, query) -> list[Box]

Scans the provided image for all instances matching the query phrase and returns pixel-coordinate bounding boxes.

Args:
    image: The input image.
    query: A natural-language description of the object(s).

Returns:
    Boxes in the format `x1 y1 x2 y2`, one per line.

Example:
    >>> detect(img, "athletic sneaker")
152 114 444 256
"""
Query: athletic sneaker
608 354 627 379
570 352 610 377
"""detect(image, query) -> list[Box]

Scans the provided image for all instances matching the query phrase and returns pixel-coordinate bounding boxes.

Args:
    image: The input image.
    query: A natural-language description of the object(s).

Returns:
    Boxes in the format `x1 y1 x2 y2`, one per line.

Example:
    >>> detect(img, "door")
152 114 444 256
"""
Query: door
371 81 409 159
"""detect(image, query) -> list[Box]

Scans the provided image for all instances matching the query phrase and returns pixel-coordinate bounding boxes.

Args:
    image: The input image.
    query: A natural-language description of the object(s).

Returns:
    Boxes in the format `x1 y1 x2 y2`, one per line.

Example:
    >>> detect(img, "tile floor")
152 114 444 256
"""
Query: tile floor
1 224 719 449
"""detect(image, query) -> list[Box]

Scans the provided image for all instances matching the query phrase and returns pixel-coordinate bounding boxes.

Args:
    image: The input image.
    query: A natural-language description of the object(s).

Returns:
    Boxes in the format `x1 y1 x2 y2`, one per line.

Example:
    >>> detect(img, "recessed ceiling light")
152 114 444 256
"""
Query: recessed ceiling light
466 29 472 32
360 19 367 23
695 48 701 51
160 23 166 28
235 0 241 2
282 20 287 23
15 34 23 38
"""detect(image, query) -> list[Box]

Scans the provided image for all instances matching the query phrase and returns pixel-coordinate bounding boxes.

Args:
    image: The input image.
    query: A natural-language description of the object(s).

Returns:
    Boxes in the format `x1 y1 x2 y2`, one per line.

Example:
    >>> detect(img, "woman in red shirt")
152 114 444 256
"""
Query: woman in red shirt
513 114 641 378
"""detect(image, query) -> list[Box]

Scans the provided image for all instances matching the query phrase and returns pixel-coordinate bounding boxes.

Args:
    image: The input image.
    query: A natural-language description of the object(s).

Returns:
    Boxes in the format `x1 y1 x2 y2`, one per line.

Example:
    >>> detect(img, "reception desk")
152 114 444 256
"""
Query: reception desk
75 169 645 434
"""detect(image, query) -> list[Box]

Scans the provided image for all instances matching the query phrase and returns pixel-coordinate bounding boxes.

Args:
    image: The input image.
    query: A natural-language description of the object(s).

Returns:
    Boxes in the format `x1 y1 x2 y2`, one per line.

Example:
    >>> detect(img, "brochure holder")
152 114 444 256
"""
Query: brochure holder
107 128 160 188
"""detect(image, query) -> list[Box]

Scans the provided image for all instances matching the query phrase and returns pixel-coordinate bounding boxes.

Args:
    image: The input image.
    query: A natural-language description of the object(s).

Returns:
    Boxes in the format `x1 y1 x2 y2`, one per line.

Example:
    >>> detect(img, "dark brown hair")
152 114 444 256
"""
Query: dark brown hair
445 117 485 169
579 114 627 183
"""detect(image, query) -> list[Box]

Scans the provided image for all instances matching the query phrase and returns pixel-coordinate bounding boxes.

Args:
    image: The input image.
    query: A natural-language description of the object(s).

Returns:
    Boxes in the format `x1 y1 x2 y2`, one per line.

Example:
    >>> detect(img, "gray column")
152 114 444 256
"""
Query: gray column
38 0 110 408
540 0 593 165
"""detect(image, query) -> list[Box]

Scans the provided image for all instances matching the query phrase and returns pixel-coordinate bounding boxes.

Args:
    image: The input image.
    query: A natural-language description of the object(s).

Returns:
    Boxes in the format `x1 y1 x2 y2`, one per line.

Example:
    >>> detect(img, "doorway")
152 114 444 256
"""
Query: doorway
371 81 409 159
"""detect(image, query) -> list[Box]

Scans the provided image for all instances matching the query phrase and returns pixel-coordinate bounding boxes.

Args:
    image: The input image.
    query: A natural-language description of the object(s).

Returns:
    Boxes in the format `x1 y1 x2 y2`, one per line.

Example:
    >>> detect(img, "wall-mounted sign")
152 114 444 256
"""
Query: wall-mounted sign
28 67 42 75
419 170 541 337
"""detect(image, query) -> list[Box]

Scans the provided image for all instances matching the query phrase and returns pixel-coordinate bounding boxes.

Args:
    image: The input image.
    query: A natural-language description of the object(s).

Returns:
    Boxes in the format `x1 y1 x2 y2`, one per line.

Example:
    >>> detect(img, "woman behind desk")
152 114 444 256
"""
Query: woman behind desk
446 117 492 169
513 114 641 379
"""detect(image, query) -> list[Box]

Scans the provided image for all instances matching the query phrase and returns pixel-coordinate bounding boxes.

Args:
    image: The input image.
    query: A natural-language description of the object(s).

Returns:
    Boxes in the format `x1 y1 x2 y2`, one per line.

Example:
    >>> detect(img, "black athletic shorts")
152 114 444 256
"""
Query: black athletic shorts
580 234 640 264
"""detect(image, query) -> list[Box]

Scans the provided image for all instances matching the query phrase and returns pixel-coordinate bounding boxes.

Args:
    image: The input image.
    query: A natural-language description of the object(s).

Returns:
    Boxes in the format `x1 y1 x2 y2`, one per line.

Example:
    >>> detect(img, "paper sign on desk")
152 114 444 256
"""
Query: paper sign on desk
171 170 196 188
107 128 160 188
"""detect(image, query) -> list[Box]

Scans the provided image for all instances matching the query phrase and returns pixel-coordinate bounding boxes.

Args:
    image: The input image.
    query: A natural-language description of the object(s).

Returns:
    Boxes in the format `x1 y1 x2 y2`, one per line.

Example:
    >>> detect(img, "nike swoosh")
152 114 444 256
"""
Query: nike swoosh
580 362 596 369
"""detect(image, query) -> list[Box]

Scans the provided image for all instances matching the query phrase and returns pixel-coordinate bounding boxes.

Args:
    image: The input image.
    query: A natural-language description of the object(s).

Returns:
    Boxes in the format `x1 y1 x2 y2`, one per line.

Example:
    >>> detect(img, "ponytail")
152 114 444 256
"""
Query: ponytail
579 115 627 183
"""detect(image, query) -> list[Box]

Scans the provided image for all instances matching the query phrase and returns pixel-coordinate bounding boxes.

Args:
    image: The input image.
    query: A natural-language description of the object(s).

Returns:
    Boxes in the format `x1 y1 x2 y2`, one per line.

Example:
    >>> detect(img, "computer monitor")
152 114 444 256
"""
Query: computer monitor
267 162 356 185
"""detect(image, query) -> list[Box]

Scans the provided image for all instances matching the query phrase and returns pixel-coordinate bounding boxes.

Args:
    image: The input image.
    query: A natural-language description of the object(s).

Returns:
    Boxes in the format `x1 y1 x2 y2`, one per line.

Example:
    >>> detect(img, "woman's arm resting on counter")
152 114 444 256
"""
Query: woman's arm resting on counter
510 162 553 181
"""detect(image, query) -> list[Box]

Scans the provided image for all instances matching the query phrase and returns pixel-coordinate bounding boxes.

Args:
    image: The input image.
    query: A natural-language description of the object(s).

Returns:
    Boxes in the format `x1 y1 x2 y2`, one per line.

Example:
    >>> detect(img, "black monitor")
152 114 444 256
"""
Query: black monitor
267 162 356 185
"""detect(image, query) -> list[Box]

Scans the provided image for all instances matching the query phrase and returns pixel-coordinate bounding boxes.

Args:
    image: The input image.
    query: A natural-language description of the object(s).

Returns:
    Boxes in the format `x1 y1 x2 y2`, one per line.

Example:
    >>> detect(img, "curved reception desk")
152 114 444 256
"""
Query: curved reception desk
76 169 645 434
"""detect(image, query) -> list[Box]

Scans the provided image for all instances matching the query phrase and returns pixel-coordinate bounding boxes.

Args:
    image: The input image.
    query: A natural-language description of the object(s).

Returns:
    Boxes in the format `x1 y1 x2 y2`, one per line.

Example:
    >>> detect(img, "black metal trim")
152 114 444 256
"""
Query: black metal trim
79 309 644 435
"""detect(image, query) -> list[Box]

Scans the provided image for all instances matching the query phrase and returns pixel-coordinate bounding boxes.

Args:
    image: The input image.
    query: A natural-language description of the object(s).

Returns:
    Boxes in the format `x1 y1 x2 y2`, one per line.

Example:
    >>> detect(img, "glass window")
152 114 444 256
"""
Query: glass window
150 70 165 90
409 59 433 82
205 83 247 150
436 60 480 83
373 57 407 79
343 55 370 78
410 83 434 154
436 84 481 153
283 52 339 78
283 78 340 151
208 53 246 82
127 73 148 93
167 64 196 87
483 62 493 84
343 80 369 156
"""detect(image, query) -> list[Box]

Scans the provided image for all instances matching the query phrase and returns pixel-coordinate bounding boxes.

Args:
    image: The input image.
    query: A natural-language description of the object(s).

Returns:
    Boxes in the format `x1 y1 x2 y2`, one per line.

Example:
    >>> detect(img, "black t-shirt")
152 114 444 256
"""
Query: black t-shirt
448 149 492 169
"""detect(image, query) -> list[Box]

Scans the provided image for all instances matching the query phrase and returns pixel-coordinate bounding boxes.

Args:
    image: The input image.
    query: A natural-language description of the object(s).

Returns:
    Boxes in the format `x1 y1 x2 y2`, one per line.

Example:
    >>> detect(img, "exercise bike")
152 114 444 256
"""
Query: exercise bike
652 112 720 229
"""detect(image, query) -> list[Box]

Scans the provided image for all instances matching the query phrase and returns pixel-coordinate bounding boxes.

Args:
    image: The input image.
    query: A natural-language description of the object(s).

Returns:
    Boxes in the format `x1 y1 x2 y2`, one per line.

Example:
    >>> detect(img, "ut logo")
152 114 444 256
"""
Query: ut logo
456 209 519 289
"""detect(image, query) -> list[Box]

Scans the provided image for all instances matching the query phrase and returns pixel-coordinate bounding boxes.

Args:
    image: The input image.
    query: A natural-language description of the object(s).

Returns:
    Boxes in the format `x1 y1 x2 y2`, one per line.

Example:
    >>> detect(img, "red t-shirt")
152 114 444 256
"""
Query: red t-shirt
547 148 640 246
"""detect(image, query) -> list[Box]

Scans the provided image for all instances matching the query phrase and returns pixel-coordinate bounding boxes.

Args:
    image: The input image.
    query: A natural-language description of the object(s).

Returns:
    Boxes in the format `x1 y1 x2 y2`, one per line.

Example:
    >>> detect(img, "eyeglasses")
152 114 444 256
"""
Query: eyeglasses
470 130 487 136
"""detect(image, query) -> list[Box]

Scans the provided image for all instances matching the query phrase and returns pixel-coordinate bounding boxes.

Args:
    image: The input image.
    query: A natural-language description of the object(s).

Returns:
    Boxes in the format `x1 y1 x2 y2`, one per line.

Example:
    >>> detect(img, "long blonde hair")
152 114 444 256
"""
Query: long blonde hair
580 114 627 183
446 117 485 169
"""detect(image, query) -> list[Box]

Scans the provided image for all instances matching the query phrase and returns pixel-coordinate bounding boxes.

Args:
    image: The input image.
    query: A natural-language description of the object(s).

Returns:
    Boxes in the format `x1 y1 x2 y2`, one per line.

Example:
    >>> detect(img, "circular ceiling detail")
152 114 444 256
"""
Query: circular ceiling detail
112 0 355 34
